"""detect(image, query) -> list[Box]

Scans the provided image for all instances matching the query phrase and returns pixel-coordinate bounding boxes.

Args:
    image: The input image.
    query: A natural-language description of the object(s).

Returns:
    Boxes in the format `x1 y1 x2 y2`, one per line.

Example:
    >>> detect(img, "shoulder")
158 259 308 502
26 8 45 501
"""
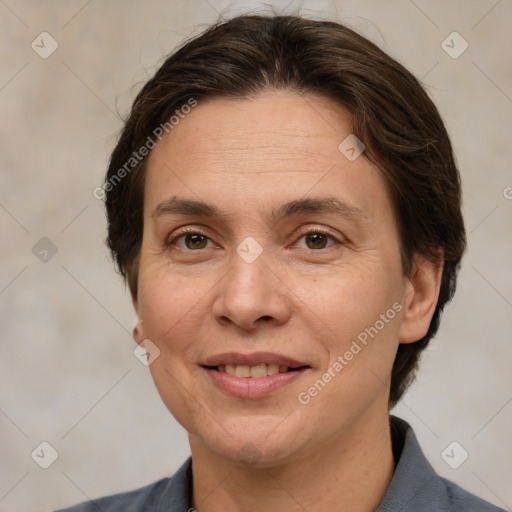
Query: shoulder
378 416 506 512
437 475 507 512
53 478 170 512
52 458 192 512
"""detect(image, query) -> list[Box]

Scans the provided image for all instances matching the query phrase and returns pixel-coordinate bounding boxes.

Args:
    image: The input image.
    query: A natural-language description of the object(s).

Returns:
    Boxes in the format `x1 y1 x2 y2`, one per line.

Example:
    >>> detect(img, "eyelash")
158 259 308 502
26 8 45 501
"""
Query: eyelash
166 226 342 251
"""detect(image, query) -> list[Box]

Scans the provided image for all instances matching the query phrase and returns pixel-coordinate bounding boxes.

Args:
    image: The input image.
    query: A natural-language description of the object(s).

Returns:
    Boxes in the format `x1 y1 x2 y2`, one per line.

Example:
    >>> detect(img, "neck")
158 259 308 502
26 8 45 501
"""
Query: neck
189 408 395 512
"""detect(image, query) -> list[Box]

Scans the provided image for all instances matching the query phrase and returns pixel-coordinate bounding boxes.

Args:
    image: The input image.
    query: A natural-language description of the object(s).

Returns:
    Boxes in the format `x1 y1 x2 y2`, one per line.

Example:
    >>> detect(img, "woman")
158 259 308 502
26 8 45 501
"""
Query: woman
56 13 504 512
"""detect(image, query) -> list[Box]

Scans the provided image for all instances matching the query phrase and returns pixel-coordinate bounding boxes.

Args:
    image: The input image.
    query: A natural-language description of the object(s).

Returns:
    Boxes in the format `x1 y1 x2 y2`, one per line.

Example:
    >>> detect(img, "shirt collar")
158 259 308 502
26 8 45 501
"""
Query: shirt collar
376 415 443 511
156 455 192 512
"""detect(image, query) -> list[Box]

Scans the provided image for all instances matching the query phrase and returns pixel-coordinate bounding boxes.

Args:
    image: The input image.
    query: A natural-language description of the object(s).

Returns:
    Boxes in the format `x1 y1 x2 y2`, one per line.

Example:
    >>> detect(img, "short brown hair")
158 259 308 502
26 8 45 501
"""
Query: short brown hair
104 14 466 407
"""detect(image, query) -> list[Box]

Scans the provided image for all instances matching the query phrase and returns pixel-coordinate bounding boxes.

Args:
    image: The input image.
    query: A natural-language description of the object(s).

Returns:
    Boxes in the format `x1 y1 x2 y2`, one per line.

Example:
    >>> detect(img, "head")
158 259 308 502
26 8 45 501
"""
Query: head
103 15 465 463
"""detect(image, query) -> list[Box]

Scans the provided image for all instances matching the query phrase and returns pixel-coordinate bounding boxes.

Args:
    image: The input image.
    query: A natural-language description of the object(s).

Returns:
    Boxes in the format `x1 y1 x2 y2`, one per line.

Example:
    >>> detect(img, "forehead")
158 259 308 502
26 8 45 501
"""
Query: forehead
143 91 391 225
156 91 353 167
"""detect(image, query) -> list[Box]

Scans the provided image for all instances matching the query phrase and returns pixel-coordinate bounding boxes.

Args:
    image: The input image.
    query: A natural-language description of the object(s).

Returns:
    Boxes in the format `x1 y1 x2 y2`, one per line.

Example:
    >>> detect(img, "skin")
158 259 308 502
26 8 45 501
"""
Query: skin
133 90 443 512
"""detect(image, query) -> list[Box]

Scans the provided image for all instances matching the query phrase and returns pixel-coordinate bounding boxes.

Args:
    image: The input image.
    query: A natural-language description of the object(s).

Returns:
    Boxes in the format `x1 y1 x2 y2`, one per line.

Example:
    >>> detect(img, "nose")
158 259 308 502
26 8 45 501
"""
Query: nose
211 250 291 332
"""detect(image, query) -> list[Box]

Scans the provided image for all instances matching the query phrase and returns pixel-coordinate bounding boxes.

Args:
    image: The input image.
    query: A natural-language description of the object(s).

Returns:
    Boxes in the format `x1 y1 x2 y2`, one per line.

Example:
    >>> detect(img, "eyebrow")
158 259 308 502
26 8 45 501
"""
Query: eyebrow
152 196 367 224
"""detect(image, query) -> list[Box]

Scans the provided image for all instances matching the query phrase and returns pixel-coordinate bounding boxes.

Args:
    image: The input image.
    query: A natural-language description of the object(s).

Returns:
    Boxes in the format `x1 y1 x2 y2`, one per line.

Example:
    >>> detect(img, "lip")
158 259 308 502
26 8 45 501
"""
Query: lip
201 352 311 398
202 351 309 368
203 366 309 398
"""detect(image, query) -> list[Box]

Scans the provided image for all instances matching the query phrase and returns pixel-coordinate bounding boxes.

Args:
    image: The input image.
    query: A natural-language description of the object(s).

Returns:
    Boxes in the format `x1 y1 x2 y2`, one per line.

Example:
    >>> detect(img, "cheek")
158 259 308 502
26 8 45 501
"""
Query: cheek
138 259 205 332
307 262 403 385
137 263 224 374
309 260 399 331
137 270 212 429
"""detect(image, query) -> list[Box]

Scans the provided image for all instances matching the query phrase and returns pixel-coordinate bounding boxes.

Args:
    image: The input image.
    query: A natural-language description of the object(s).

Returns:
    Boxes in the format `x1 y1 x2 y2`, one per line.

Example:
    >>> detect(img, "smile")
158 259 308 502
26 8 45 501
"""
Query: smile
201 359 310 398
200 351 311 398
208 363 305 378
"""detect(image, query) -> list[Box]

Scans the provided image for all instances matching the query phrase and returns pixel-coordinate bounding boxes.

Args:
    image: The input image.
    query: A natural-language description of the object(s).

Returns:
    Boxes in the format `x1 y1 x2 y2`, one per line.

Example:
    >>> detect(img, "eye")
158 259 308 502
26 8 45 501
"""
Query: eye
293 228 341 250
167 228 216 251
167 226 342 252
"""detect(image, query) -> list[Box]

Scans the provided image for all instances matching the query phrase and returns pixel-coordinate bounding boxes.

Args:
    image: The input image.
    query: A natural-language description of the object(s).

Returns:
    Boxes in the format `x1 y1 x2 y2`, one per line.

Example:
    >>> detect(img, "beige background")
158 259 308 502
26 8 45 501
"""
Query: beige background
1 1 511 511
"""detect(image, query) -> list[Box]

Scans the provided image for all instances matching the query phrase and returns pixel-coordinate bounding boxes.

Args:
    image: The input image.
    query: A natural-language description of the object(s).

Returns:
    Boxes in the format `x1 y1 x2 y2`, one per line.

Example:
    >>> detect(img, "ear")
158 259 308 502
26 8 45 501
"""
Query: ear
398 251 444 344
131 295 146 346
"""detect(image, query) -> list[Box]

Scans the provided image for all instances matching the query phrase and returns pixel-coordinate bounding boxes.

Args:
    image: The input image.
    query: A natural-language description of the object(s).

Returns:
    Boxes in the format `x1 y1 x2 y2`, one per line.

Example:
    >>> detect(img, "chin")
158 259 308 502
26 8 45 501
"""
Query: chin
194 422 306 468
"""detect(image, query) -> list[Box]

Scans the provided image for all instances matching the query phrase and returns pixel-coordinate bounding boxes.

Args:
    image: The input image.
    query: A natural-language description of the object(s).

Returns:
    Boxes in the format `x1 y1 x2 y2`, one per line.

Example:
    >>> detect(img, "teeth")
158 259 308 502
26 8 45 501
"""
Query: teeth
218 363 290 377
250 364 267 378
267 364 280 375
235 365 251 378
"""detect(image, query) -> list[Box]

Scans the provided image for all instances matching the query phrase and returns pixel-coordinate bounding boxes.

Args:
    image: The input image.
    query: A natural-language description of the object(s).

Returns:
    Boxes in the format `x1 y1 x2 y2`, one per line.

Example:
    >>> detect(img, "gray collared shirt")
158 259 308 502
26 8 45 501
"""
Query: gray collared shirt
54 416 506 511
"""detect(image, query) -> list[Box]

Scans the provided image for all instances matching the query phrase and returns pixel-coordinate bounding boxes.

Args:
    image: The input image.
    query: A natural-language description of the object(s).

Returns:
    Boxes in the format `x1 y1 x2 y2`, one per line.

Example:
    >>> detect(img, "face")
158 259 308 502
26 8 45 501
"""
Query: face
133 91 430 466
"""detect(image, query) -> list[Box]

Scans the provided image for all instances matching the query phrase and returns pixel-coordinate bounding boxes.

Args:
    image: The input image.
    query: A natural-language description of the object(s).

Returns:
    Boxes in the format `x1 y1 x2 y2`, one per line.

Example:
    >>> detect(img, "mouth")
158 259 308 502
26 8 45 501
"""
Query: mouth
200 352 311 398
203 363 310 378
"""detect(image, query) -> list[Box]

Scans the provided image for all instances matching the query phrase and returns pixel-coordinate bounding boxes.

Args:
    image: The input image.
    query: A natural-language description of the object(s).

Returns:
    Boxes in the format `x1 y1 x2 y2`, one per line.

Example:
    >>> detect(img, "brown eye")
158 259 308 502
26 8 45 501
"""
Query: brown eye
167 230 214 251
182 233 209 250
295 229 339 250
305 232 329 249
